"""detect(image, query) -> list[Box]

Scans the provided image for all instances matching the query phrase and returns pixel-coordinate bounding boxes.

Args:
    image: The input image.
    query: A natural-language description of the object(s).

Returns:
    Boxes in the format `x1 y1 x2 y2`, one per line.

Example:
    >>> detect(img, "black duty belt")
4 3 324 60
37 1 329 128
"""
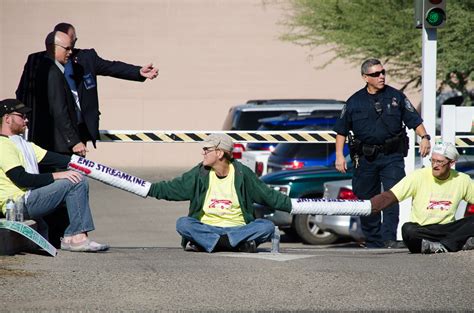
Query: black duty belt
361 143 385 157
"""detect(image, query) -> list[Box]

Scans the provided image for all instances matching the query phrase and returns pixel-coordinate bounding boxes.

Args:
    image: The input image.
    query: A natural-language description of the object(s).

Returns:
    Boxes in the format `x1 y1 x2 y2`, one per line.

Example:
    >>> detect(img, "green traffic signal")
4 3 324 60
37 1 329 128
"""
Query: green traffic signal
421 0 446 28
426 8 446 26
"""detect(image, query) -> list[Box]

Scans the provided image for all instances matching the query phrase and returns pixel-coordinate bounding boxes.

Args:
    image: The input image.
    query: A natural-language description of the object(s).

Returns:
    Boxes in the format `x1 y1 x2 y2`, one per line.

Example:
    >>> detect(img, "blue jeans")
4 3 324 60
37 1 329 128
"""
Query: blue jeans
176 216 274 253
24 178 95 238
353 152 405 248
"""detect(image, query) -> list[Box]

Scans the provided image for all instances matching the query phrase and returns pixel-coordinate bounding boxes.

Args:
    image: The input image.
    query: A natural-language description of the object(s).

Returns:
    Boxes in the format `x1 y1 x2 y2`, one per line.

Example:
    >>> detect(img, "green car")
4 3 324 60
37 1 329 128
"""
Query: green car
255 165 352 245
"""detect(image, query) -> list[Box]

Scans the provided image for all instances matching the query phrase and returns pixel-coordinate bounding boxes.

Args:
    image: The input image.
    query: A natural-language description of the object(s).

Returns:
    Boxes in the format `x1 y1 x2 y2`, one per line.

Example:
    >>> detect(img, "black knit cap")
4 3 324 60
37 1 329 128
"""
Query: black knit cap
0 99 31 118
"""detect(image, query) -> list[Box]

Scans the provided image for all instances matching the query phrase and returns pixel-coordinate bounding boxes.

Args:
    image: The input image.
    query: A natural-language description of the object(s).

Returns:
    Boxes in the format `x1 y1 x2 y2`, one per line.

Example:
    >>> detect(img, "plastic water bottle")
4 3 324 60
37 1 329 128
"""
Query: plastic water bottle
5 197 15 221
271 226 280 253
14 196 24 222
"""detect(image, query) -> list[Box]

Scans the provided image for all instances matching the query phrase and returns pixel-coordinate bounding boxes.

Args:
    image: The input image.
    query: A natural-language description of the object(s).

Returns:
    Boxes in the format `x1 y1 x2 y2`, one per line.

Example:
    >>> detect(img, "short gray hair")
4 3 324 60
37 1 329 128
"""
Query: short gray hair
361 59 382 75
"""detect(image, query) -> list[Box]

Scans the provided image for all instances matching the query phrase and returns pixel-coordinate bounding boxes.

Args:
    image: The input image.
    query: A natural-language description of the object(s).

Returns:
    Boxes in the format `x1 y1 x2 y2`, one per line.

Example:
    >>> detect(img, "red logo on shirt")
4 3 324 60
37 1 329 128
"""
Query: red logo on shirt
427 200 452 211
209 199 232 210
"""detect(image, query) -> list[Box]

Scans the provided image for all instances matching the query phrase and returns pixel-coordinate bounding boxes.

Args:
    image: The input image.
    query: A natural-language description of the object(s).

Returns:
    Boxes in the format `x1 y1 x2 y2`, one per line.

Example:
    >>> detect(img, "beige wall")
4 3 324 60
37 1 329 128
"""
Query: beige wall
0 0 419 168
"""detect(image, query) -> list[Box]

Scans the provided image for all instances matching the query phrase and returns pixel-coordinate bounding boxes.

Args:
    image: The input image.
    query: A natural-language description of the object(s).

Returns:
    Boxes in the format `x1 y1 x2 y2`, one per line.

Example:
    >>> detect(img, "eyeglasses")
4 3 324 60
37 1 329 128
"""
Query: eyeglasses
9 113 27 119
203 147 218 155
55 44 73 51
430 158 450 166
364 69 386 77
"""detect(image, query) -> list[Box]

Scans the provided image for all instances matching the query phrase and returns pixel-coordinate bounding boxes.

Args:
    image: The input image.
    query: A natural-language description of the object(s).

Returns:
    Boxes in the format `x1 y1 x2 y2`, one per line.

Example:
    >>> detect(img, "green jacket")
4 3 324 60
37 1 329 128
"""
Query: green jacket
147 160 292 223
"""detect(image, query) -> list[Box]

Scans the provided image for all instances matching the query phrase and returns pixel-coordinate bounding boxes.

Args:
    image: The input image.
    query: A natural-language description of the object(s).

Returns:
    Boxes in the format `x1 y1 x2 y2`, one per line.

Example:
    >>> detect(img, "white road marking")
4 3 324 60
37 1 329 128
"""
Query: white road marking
217 251 315 262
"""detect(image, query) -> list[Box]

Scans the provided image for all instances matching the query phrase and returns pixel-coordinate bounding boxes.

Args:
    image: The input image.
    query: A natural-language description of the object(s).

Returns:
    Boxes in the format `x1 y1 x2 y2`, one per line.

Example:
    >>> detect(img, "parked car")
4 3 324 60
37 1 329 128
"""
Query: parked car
319 161 474 242
319 179 364 242
222 98 345 159
242 113 342 176
256 161 353 245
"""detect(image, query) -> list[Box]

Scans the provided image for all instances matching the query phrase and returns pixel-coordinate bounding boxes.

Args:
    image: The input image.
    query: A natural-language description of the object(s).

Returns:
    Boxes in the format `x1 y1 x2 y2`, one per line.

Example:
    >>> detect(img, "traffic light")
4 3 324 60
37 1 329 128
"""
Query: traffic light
423 0 446 28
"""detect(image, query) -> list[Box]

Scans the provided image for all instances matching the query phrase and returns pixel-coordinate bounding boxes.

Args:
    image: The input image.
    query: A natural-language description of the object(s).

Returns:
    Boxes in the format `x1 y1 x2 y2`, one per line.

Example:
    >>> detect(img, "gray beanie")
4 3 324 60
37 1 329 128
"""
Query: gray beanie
432 142 459 161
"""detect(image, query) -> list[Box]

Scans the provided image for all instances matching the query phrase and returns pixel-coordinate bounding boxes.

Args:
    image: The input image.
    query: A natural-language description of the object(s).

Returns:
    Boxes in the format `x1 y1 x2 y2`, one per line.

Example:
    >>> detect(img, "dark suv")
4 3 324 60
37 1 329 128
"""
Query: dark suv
222 98 345 130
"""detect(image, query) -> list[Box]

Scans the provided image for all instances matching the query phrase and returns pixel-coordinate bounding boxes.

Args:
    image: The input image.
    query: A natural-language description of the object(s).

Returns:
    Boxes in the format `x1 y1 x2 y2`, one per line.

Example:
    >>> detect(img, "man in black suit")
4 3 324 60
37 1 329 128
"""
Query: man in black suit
33 30 85 156
16 22 159 151
16 25 158 247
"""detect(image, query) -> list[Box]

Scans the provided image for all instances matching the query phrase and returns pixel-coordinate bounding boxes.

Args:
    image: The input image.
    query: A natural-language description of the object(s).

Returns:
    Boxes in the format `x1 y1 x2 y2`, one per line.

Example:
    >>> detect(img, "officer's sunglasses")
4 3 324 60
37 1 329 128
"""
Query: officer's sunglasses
364 69 386 77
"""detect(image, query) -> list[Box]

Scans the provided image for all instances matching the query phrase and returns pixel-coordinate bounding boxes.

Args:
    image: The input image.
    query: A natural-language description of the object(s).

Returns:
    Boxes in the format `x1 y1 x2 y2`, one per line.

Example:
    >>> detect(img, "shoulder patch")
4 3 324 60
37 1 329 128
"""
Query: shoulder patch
404 98 415 112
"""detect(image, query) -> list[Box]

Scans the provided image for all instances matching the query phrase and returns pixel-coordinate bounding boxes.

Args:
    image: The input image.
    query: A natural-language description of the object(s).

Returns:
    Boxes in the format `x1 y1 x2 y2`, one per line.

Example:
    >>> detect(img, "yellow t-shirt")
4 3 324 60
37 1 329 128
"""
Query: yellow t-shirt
391 167 474 226
200 164 245 227
0 136 47 214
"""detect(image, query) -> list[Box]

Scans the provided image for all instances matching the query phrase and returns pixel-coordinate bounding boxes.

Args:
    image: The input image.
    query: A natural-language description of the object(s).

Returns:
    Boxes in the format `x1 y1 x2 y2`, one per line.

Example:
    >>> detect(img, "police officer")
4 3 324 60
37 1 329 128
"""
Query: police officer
334 59 431 248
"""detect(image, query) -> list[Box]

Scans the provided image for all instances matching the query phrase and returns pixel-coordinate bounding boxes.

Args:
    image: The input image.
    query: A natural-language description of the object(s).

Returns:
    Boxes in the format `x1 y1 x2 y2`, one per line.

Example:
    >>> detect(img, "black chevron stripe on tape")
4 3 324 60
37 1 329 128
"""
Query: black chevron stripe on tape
288 133 307 142
167 133 184 141
186 133 205 141
272 134 286 142
127 134 142 141
248 133 268 141
460 137 474 146
227 133 246 141
309 133 329 142
144 132 163 141
103 134 121 141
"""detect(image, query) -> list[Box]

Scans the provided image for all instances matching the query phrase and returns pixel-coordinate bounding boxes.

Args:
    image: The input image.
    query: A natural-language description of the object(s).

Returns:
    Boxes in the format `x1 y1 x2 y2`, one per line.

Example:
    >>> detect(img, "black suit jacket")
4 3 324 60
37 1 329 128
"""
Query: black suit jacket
70 49 145 146
32 56 81 154
16 48 145 147
16 51 44 130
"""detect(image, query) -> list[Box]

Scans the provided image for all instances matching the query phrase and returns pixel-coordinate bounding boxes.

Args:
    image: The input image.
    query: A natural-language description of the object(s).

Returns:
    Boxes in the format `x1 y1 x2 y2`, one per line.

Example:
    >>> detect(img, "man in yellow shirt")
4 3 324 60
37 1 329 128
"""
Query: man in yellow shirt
147 134 292 253
0 98 108 252
370 142 474 253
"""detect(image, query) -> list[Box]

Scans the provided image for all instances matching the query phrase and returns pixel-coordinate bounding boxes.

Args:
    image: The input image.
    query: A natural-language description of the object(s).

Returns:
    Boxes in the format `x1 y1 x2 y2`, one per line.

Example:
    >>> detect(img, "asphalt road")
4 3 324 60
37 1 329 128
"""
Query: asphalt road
1 167 473 312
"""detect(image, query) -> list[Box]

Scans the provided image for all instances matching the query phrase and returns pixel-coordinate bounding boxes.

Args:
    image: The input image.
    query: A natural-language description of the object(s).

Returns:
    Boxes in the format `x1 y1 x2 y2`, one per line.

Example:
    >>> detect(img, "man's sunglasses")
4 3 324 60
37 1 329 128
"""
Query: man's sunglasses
202 147 218 154
9 113 27 119
364 69 386 77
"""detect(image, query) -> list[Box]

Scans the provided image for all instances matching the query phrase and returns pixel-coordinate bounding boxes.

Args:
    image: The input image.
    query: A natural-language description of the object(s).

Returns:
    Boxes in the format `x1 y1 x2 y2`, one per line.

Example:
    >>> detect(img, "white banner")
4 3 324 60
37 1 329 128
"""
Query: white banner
68 155 151 198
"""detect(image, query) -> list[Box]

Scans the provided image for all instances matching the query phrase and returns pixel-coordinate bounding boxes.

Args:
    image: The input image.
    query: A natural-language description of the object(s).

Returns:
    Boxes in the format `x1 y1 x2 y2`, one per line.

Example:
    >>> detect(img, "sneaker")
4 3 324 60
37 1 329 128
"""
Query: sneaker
60 238 70 250
62 238 109 252
237 240 257 253
384 240 406 249
421 239 448 254
462 237 474 251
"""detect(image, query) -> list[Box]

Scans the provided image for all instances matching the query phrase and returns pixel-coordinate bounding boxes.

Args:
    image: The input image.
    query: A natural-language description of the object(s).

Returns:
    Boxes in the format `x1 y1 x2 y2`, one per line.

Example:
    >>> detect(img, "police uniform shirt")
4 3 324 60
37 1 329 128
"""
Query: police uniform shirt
334 85 423 145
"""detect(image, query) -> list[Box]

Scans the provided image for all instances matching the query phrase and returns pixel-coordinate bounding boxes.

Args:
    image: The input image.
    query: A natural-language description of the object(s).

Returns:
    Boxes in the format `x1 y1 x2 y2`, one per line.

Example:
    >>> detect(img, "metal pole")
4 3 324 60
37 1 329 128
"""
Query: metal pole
441 105 456 144
421 27 438 166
